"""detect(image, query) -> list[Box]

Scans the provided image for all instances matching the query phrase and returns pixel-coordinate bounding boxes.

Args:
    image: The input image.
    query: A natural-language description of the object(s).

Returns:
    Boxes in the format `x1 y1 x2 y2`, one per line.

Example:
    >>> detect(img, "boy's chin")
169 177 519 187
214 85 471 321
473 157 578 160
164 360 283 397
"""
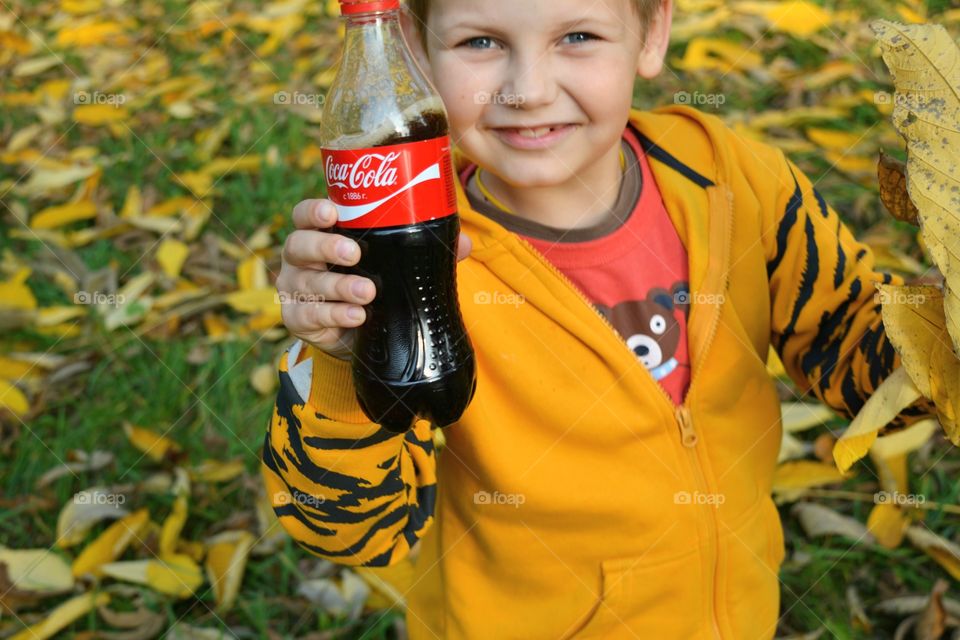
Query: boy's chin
481 163 574 190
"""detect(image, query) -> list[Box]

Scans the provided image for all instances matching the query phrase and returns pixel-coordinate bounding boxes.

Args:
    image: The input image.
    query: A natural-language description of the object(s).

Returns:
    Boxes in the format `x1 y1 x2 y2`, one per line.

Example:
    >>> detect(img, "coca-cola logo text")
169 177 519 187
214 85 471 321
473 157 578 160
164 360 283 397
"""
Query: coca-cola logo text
325 152 401 190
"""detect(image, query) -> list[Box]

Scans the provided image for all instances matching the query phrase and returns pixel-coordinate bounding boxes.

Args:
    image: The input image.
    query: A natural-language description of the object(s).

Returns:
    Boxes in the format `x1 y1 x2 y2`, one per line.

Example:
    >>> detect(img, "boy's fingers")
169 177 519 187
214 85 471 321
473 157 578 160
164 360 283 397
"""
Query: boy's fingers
292 199 337 230
294 270 375 306
456 232 472 262
283 229 360 268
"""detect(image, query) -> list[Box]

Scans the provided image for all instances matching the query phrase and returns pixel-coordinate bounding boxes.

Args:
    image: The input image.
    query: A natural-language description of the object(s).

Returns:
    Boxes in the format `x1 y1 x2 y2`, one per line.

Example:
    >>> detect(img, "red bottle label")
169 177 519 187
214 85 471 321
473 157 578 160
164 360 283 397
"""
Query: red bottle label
322 136 457 229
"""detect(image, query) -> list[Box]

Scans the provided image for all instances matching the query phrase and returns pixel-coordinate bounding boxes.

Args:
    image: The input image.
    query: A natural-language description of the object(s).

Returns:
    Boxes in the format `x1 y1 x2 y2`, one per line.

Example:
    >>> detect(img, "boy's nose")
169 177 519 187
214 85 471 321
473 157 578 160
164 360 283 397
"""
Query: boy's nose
501 54 558 109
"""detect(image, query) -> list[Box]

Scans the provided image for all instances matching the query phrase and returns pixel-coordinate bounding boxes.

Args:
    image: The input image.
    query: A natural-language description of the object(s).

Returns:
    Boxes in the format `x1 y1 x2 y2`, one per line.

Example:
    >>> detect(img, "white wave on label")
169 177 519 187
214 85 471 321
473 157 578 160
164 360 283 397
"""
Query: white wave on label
335 162 441 221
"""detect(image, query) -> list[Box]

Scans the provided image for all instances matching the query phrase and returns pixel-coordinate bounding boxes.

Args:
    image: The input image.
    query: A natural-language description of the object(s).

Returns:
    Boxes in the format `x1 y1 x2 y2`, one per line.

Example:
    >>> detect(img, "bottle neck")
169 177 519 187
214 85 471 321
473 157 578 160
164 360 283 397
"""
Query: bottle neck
341 8 405 62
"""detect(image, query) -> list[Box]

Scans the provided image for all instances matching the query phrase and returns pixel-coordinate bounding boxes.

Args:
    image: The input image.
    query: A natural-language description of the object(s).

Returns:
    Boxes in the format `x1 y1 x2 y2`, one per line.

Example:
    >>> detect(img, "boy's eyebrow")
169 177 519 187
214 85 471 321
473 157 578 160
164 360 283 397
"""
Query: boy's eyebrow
444 16 614 36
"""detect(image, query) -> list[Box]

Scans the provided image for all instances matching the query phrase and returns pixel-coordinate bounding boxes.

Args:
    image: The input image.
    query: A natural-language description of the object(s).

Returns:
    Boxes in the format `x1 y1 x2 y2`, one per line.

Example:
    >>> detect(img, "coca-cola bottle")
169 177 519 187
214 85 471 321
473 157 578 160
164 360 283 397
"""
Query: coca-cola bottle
318 0 477 433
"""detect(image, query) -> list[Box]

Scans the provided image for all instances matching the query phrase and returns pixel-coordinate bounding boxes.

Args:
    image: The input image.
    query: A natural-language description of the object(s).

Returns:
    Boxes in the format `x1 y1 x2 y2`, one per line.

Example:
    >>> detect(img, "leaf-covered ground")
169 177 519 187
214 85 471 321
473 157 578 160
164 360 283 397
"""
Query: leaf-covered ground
2 0 960 638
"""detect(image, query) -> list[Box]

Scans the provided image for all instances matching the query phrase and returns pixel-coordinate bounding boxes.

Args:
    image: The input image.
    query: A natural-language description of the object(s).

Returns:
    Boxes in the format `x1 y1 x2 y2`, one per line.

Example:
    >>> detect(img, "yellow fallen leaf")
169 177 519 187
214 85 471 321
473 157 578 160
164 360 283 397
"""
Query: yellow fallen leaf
160 495 189 557
873 21 960 355
0 355 38 381
733 0 832 36
906 525 960 580
126 215 183 235
870 418 938 460
204 530 255 612
802 60 860 90
773 460 848 497
225 288 278 314
250 364 276 396
203 156 262 175
72 508 150 578
929 328 960 445
157 239 190 279
73 104 129 126
0 547 74 594
17 164 98 197
56 487 129 548
120 185 142 219
11 591 109 640
62 0 103 14
806 127 867 151
877 284 945 399
867 503 907 549
673 37 764 73
781 402 835 433
55 21 124 47
36 305 86 326
895 4 926 23
237 255 268 291
203 312 231 338
145 196 198 218
747 107 848 130
189 459 246 484
123 422 182 463
0 267 37 310
100 553 203 599
13 56 61 77
833 367 922 472
175 171 214 197
0 379 29 416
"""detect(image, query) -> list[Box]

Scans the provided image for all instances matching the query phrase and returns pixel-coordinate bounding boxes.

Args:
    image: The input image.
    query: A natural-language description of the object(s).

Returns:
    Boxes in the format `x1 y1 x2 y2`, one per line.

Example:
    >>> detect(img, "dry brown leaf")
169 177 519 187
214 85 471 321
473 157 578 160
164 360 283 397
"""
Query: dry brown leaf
878 150 920 224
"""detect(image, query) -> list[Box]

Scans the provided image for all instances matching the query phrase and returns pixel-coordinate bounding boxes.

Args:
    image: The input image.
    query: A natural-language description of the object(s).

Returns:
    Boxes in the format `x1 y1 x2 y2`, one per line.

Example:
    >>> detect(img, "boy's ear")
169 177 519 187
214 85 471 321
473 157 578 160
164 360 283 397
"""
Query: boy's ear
636 0 673 79
400 7 434 78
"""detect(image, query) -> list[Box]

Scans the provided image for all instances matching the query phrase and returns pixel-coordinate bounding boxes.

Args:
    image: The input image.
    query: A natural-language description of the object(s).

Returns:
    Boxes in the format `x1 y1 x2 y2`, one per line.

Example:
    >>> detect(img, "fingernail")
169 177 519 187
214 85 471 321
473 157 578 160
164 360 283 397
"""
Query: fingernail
317 203 331 222
338 240 358 261
351 280 370 298
347 307 364 321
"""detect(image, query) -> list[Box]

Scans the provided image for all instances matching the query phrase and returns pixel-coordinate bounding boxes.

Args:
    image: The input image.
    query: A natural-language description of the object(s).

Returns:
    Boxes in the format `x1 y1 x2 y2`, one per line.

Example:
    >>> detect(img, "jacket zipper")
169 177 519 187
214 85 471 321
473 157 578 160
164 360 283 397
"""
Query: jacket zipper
510 185 733 640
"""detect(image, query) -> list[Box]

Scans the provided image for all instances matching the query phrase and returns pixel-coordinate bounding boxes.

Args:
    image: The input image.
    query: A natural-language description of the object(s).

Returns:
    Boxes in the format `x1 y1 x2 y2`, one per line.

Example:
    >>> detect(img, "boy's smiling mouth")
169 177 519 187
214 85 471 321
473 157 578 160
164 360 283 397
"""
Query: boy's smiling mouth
490 123 578 149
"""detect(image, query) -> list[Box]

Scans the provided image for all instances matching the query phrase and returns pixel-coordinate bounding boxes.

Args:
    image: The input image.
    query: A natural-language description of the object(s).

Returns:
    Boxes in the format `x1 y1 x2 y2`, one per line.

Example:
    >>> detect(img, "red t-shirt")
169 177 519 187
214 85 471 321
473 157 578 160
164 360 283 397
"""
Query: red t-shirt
460 124 691 405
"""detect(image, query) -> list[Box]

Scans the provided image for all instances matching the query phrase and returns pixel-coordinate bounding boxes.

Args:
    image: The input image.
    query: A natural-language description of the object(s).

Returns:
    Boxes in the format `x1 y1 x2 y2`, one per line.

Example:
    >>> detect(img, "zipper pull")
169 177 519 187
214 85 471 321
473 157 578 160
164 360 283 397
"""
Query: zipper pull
675 405 698 448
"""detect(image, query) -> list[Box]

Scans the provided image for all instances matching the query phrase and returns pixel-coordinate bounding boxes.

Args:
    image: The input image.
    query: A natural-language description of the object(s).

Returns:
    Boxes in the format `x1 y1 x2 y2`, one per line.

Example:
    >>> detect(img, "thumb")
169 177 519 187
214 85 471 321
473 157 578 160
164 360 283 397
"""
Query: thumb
456 232 472 262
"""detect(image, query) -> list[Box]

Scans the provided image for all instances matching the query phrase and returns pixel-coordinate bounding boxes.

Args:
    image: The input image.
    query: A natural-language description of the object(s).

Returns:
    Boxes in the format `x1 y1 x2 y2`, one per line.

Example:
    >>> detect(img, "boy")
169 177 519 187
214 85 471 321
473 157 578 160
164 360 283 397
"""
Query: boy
262 0 935 637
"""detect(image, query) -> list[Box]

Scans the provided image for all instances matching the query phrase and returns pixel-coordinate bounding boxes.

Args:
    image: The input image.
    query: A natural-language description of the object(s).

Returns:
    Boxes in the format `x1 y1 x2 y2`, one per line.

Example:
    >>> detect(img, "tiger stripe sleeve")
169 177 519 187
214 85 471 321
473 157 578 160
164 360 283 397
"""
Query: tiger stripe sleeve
764 149 937 429
260 339 438 567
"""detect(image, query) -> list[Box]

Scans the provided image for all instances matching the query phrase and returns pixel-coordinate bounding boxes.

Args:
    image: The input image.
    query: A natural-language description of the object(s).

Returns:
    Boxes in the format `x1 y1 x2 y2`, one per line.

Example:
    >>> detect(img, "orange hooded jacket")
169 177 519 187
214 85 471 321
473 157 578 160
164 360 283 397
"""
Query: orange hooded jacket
261 105 933 638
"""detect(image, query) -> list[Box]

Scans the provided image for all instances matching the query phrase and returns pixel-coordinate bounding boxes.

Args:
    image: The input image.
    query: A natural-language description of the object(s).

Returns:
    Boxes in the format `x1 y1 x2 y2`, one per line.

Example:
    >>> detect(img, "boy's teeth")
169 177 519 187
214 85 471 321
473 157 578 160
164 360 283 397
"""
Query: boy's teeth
517 126 554 138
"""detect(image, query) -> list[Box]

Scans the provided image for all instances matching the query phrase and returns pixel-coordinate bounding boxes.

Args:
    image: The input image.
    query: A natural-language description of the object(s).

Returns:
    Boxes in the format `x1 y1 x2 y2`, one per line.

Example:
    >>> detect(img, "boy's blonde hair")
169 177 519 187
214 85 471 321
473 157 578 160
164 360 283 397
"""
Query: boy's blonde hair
404 0 661 51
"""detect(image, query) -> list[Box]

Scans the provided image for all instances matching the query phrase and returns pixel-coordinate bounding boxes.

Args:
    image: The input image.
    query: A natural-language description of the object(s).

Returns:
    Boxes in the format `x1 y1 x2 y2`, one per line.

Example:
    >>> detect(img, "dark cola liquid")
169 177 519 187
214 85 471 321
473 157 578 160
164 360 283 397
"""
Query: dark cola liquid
330 111 477 433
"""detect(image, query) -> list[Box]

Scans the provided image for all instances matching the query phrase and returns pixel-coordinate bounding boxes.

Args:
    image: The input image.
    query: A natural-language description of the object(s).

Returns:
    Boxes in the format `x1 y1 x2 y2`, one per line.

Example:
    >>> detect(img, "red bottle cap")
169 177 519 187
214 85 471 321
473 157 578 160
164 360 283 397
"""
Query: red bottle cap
339 0 400 14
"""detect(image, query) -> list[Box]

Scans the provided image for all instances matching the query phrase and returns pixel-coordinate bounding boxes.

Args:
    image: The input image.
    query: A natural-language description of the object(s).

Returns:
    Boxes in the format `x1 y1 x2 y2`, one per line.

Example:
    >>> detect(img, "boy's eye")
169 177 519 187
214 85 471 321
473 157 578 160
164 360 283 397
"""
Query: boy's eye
459 36 499 49
563 32 598 45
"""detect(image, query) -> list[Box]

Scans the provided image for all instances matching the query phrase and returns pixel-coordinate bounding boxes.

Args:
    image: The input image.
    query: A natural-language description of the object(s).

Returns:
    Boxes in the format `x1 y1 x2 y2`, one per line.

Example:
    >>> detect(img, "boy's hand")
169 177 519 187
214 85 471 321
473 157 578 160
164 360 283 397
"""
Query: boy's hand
277 199 472 361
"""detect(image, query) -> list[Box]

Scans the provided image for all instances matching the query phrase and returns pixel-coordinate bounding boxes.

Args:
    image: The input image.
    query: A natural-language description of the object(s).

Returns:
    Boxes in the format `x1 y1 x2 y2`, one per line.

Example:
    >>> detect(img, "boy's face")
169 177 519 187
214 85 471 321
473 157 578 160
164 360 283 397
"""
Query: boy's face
401 0 672 189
